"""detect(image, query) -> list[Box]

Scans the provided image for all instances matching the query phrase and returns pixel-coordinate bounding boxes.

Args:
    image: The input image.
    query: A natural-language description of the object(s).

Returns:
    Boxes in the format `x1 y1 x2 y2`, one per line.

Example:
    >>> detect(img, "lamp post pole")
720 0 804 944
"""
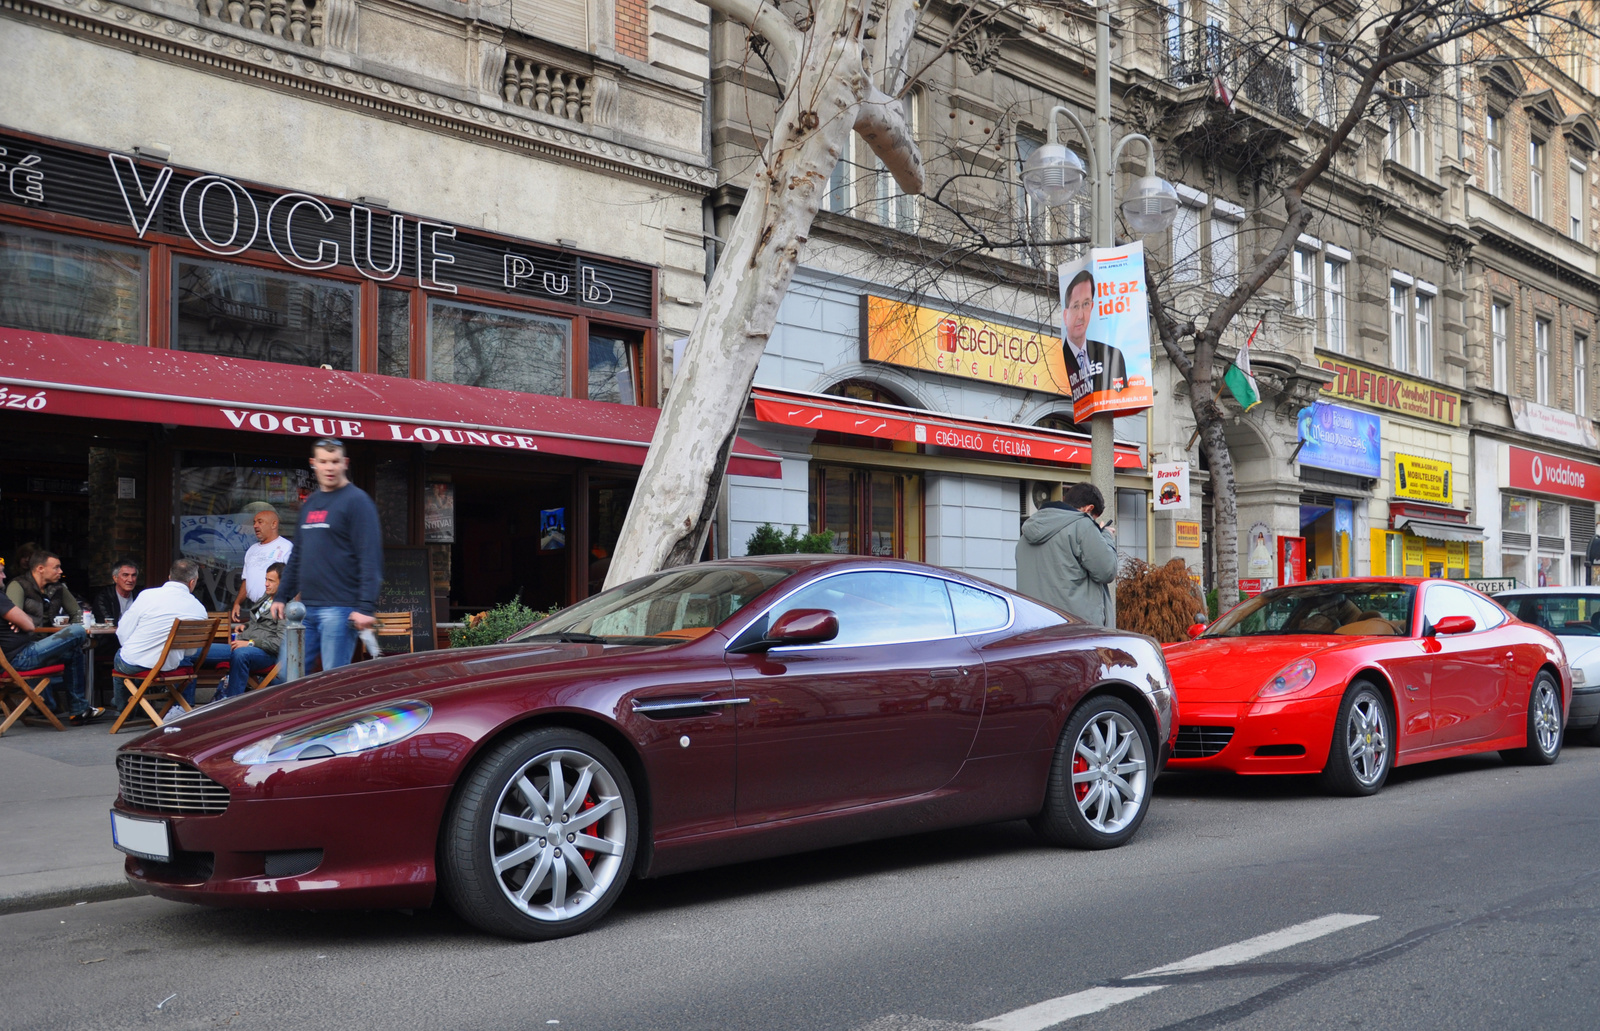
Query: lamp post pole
1091 0 1117 622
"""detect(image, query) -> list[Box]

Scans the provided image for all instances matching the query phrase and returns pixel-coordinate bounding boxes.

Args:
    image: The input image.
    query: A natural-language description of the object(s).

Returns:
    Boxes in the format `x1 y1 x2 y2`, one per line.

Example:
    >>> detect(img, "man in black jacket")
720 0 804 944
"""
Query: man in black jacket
273 439 383 672
90 559 141 625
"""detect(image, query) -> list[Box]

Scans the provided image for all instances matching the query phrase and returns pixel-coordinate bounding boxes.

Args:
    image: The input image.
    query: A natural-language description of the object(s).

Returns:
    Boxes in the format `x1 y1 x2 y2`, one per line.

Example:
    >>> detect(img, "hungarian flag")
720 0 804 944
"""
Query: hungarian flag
1223 322 1262 411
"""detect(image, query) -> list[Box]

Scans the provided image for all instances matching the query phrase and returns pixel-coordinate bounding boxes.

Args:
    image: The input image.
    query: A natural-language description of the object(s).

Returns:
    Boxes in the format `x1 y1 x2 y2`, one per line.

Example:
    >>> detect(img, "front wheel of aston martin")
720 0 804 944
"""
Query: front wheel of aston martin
1030 695 1152 850
441 727 638 940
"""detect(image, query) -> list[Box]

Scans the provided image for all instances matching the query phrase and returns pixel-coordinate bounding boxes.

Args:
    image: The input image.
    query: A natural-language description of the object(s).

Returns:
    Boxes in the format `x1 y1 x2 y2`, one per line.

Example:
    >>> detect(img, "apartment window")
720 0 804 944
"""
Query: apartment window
1324 256 1347 353
1390 282 1411 372
1577 333 1589 417
1166 0 1185 70
1536 316 1551 404
1486 113 1504 198
1492 301 1509 392
1386 84 1425 172
1172 199 1203 283
1571 159 1587 243
1288 16 1308 111
1212 204 1243 294
1531 139 1547 221
830 105 922 234
1292 248 1316 318
1416 291 1434 378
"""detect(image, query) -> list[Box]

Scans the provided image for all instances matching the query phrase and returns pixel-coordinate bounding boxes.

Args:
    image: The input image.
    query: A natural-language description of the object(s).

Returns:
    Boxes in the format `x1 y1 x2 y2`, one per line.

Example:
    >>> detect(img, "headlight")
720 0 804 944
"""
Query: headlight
233 701 432 764
1257 658 1317 699
1574 667 1587 686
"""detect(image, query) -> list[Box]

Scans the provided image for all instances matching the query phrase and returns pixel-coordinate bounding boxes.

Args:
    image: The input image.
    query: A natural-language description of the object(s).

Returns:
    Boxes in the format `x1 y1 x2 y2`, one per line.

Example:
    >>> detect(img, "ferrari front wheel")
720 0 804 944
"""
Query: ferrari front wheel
1500 671 1563 766
441 727 638 940
1320 682 1393 797
1031 695 1152 849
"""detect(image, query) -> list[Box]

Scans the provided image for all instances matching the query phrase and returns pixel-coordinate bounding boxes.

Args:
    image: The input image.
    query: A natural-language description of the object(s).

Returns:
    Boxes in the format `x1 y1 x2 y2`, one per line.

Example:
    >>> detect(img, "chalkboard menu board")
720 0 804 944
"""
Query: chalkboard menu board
377 547 437 653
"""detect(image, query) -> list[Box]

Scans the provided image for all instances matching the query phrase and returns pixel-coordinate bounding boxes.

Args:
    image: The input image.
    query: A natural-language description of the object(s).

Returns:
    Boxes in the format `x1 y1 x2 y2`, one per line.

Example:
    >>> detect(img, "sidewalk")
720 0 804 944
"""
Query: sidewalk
0 721 137 914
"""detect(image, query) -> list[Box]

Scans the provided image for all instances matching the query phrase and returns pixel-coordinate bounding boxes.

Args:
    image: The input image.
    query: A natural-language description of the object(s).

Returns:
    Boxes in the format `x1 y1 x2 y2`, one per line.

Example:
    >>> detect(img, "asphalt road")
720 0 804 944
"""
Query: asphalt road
6 743 1599 1031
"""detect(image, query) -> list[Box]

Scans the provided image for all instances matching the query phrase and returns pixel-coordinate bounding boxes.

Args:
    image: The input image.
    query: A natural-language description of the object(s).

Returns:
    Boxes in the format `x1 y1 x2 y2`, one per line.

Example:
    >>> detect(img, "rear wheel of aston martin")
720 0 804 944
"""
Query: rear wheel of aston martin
441 727 637 940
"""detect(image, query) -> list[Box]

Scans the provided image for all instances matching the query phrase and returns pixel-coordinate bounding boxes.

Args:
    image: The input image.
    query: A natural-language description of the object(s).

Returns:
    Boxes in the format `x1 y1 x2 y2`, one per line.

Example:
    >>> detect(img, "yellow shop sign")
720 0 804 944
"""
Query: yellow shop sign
1394 452 1453 503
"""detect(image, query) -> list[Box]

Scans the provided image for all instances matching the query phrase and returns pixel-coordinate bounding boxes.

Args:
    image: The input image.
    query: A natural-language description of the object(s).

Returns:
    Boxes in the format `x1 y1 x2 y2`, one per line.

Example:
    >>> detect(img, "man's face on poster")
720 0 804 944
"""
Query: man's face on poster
1065 279 1094 349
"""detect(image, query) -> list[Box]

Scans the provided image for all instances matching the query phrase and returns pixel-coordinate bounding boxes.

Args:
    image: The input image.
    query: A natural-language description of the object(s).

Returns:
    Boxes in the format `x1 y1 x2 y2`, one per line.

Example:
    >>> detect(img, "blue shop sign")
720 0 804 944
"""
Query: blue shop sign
1297 402 1382 478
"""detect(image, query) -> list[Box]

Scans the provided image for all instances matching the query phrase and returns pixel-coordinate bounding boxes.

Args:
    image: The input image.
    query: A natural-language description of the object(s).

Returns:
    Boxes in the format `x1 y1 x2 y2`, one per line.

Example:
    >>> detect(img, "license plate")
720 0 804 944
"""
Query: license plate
110 810 171 862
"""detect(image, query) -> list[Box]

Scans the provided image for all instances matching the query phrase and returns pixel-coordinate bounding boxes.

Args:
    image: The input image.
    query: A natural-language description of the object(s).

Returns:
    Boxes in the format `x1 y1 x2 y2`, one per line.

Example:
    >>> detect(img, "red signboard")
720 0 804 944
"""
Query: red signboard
1278 536 1307 586
1508 446 1600 502
1238 579 1267 597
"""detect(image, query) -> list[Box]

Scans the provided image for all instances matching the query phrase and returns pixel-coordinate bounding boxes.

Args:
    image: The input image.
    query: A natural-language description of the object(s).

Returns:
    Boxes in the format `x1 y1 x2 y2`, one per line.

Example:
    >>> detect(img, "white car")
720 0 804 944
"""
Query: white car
1496 587 1600 743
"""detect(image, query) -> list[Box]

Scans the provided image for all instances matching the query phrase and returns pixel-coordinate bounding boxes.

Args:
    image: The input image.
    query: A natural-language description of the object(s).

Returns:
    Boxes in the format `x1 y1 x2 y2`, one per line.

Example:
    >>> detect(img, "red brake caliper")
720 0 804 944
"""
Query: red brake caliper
578 797 597 866
1072 754 1090 801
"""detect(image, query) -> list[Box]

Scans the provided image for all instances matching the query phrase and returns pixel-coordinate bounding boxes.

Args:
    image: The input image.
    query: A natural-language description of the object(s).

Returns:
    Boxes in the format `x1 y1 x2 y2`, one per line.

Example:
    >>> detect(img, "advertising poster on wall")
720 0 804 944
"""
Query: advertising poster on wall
1152 461 1191 511
540 508 567 552
1394 452 1453 504
1296 403 1382 478
1058 241 1154 422
423 482 455 543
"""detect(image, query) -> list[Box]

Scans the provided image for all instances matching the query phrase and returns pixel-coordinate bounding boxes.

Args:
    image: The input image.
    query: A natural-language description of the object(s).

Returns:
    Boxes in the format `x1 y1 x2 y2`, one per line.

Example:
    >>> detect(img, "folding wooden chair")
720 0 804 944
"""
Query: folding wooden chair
191 613 236 701
353 611 414 661
109 617 220 734
0 651 66 735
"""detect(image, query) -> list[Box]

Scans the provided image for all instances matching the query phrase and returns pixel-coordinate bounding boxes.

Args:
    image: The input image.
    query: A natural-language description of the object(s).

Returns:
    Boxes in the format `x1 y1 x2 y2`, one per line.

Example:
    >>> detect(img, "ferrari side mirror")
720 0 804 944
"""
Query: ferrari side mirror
1432 615 1476 636
1187 623 1207 639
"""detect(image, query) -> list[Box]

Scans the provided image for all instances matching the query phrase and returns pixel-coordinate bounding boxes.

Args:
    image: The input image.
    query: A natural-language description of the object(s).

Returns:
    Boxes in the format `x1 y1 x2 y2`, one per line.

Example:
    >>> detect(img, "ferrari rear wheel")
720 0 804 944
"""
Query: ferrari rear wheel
1031 695 1152 850
1320 682 1393 797
441 727 637 940
1500 671 1563 766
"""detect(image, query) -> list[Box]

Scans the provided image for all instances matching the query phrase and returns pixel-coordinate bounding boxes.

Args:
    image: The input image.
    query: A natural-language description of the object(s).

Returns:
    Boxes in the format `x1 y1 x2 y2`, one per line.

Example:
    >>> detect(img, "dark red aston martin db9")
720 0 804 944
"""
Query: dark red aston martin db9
110 557 1174 939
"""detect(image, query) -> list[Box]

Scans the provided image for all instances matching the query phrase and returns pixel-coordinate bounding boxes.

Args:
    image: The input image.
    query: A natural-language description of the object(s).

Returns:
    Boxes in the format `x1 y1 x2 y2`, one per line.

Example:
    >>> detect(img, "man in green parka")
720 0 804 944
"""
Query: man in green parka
1015 482 1119 625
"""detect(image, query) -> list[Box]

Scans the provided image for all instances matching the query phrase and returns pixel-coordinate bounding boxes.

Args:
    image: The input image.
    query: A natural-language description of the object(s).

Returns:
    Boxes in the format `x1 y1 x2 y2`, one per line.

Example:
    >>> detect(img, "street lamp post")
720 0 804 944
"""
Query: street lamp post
1020 2 1178 628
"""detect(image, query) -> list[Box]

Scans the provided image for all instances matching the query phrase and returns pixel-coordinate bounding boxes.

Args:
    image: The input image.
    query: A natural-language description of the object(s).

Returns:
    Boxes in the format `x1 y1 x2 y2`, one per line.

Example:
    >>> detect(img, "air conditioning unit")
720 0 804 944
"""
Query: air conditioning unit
1023 480 1062 517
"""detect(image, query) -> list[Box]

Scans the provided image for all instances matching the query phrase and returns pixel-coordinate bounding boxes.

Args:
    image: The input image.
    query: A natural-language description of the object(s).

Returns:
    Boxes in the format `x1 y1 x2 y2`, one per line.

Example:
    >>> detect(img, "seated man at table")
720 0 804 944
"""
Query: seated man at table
91 559 141 625
112 558 209 711
204 562 285 701
0 552 100 723
6 550 84 625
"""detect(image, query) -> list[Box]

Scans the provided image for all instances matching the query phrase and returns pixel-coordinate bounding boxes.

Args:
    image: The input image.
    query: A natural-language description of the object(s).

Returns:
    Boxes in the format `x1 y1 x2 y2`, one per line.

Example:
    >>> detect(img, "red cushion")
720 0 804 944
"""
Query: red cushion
121 665 196 679
13 664 65 678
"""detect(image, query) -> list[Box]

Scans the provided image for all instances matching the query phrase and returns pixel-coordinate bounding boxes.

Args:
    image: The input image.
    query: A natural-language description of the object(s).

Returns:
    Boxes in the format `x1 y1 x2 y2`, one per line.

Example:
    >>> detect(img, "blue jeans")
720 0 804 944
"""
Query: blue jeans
303 606 357 673
113 652 200 708
204 643 277 698
7 624 89 715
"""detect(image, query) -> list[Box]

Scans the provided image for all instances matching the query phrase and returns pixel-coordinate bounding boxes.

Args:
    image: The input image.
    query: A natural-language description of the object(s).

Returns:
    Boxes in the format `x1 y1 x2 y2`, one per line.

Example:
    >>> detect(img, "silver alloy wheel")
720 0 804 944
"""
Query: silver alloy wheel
490 748 627 923
1346 693 1390 787
1071 710 1148 834
1533 679 1562 756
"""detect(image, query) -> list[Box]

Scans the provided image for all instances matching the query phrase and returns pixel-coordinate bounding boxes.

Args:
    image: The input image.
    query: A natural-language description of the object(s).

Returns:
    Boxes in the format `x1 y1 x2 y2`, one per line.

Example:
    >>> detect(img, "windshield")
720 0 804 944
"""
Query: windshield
1205 583 1417 638
1500 594 1600 637
507 564 794 645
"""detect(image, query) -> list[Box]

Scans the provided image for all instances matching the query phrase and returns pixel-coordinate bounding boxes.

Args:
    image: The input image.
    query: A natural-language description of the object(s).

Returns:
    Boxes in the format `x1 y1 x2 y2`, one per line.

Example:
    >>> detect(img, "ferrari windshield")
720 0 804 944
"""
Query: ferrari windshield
1204 583 1417 638
507 564 793 644
1499 593 1600 637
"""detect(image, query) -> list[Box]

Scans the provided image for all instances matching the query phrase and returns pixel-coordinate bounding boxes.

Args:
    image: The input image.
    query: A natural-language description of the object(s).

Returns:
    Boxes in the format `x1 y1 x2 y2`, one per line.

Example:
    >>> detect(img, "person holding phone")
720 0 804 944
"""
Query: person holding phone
1015 482 1119 625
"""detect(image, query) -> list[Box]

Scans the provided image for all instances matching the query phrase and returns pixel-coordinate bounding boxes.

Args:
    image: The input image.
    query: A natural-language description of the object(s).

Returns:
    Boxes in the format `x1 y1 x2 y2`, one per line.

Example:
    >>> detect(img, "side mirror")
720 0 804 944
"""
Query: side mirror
1187 623 1208 639
767 608 839 646
1432 615 1476 636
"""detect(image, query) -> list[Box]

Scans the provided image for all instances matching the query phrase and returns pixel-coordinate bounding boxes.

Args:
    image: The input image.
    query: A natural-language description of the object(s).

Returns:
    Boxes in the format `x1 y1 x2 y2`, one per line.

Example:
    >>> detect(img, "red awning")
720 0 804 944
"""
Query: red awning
751 387 1144 469
0 330 781 478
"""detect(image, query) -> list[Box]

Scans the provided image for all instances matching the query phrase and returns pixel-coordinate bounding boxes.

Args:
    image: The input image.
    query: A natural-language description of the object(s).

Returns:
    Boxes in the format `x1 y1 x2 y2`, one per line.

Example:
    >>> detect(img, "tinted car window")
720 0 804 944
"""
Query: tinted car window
775 571 956 646
1500 593 1600 636
1422 584 1485 631
948 581 1010 633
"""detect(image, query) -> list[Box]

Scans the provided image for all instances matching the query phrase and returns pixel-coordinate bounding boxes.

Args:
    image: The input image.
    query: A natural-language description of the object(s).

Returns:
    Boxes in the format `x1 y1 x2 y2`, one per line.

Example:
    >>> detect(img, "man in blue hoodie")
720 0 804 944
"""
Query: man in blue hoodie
272 438 383 671
1014 482 1119 625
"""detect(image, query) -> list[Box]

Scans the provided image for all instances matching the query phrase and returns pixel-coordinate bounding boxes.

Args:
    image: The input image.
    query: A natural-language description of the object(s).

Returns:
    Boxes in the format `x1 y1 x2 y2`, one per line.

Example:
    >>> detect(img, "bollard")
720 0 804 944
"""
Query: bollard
282 601 306 682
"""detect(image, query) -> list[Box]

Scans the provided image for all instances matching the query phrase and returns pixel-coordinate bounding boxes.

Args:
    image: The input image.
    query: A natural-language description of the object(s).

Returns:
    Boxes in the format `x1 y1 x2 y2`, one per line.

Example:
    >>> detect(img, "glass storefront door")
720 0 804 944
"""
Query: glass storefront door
810 465 924 560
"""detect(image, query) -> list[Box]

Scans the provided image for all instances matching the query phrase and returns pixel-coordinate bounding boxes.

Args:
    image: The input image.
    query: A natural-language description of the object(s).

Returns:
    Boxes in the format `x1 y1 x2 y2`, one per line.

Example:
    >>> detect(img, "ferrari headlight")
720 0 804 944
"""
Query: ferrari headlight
233 701 432 764
1258 658 1317 699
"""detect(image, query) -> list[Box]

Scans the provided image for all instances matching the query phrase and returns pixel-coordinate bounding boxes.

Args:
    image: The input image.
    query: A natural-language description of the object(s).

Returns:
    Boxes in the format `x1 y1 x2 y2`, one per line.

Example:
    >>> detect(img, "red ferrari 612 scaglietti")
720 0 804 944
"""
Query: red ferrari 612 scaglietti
110 557 1174 940
1163 578 1570 795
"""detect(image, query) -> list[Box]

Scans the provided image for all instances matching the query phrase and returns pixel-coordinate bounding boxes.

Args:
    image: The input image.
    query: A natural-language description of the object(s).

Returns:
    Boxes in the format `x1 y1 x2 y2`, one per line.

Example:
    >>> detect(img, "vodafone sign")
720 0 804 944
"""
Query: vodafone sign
1509 446 1600 502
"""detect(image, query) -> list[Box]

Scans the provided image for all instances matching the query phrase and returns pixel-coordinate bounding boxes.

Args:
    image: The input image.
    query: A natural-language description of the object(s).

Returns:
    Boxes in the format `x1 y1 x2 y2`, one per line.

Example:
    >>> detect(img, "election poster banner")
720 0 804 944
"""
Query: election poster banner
1059 241 1154 422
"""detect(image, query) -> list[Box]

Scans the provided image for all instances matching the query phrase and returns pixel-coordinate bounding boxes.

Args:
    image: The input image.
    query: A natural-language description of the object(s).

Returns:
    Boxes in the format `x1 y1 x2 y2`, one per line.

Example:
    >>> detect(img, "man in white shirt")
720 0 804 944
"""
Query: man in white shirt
113 558 209 710
231 507 294 621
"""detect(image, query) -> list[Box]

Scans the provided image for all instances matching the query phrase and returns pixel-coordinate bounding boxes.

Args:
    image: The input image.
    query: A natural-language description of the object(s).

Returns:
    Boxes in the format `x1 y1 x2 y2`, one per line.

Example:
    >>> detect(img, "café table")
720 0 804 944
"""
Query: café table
30 622 119 709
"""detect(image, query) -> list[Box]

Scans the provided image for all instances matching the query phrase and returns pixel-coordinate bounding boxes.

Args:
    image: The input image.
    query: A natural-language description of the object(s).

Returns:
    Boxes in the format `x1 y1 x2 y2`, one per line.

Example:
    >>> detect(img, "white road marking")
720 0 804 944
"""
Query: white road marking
973 986 1166 1031
972 912 1379 1031
1132 913 1380 978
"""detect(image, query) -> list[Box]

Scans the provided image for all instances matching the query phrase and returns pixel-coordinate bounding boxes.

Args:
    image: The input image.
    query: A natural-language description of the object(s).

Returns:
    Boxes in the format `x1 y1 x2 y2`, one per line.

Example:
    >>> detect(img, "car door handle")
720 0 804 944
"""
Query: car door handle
929 667 969 679
631 696 751 715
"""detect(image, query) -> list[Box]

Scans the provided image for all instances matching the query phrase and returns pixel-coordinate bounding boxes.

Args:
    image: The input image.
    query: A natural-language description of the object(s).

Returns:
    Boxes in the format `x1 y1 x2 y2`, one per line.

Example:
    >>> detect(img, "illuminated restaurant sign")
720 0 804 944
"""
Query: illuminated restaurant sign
861 295 1073 396
1317 356 1461 426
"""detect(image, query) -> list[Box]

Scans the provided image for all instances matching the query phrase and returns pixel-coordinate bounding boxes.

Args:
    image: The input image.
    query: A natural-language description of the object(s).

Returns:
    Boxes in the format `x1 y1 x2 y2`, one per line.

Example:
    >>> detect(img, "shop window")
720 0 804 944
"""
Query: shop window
587 478 635 596
173 454 314 611
173 258 356 370
373 459 411 547
587 330 642 405
0 226 143 345
1116 488 1148 566
1503 493 1531 534
427 298 570 397
1538 498 1565 539
809 464 923 561
378 288 410 378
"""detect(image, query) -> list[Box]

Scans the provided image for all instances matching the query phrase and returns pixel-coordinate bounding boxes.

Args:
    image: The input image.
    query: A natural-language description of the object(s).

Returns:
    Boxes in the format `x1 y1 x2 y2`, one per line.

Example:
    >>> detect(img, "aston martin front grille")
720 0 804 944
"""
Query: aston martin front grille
117 754 230 815
1174 725 1235 759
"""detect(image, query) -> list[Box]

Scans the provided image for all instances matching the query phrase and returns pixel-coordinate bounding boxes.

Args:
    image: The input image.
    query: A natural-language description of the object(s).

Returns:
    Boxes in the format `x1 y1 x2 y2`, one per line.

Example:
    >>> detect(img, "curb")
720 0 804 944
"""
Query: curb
0 881 142 917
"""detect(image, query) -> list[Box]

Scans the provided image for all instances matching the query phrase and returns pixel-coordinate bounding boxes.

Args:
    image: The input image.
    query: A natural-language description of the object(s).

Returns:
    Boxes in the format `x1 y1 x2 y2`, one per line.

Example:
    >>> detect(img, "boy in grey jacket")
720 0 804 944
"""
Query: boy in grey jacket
1015 483 1119 624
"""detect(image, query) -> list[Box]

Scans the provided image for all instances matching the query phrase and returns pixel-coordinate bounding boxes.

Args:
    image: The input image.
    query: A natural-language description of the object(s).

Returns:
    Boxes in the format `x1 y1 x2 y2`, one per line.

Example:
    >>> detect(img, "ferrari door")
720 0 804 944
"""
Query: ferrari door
725 570 986 827
1420 583 1509 746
